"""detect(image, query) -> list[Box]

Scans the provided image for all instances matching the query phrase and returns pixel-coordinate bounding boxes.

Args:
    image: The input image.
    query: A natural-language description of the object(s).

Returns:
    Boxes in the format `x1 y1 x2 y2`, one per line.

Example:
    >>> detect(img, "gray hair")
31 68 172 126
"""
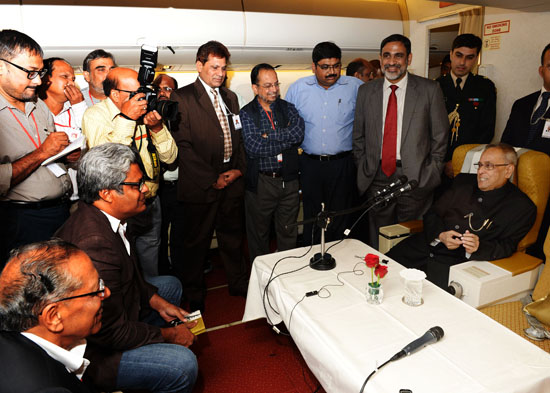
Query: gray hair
484 143 518 167
0 239 83 332
78 143 139 203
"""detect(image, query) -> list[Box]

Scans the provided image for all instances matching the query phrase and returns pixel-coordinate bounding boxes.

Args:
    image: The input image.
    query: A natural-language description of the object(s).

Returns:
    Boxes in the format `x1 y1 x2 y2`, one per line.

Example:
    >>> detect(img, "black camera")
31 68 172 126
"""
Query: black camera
133 44 178 122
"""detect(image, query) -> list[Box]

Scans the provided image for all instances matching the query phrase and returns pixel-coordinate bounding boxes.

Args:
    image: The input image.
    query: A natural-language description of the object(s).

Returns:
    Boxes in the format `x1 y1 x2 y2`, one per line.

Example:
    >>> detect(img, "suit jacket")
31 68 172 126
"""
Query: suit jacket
0 331 91 393
501 91 550 155
171 79 246 203
352 73 448 196
56 202 162 391
437 73 496 161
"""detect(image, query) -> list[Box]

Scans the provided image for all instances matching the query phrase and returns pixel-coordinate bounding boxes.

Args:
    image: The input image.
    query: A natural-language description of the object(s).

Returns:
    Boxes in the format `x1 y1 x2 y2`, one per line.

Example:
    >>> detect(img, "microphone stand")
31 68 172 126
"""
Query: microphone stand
291 196 393 271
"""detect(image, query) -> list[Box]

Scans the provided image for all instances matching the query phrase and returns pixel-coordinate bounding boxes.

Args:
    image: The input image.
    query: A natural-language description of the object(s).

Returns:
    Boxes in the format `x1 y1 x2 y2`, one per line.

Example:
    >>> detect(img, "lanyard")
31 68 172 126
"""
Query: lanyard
54 110 72 129
8 107 41 149
263 108 275 130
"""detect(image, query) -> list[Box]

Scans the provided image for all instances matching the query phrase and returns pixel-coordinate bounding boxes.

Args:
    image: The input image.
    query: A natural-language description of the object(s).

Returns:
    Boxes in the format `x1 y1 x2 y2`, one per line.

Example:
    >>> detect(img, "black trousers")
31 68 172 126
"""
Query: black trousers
387 232 463 290
299 154 357 245
171 191 247 307
0 203 69 267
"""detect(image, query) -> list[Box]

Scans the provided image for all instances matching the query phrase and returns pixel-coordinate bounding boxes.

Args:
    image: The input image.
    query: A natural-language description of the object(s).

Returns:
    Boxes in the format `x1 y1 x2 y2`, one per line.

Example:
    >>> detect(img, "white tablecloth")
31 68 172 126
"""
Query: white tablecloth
243 239 550 393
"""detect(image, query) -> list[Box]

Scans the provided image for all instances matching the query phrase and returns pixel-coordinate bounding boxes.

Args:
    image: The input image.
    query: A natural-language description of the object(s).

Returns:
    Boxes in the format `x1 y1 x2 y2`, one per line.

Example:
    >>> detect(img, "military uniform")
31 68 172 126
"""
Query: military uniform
437 73 496 161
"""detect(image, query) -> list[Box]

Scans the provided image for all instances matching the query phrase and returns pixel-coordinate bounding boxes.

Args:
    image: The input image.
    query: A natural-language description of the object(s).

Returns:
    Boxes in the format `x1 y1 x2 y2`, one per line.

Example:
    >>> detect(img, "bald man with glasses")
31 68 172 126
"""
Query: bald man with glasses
0 30 76 267
0 239 110 393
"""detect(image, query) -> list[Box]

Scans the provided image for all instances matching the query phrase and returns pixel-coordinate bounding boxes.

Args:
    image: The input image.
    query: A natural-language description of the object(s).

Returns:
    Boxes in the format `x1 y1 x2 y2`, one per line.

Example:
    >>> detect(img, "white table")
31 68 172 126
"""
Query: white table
243 239 550 393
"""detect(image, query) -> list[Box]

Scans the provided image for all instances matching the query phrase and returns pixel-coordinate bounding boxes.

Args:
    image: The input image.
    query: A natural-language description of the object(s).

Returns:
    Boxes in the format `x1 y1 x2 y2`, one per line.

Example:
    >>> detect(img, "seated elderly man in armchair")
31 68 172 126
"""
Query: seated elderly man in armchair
387 143 537 289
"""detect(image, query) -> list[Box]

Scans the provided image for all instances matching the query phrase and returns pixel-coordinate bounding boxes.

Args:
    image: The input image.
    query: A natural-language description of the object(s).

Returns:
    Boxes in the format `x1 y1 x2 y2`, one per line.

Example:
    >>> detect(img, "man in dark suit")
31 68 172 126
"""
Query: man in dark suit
170 41 248 311
0 239 109 393
501 43 550 155
353 34 448 249
437 34 496 180
501 43 550 260
388 144 536 289
56 143 197 393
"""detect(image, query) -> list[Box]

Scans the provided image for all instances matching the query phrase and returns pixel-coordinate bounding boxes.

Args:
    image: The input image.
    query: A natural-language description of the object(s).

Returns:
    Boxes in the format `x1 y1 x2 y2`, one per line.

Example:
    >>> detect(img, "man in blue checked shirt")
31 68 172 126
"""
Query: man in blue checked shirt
286 42 362 244
241 64 305 262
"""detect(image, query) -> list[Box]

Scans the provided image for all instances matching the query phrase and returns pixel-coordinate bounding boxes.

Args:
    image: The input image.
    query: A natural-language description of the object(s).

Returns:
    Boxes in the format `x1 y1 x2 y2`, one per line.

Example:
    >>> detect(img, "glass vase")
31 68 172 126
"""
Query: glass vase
366 282 383 305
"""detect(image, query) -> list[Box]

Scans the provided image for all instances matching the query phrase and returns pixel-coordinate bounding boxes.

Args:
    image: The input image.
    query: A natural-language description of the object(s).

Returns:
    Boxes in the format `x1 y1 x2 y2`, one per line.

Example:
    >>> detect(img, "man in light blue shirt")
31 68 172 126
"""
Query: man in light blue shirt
286 42 362 244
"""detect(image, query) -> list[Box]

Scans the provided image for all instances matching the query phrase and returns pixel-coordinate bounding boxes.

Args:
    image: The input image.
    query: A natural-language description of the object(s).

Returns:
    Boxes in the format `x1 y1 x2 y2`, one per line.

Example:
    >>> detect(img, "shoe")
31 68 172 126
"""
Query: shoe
203 259 213 274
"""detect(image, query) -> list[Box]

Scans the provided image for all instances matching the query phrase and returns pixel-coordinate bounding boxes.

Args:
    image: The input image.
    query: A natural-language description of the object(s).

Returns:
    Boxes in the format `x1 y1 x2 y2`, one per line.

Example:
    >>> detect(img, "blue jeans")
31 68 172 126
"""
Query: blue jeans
116 275 198 393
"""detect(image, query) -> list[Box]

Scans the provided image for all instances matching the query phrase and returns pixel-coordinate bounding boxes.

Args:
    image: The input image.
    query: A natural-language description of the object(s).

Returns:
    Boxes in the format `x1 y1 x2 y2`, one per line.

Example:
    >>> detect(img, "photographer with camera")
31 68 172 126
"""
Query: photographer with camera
81 66 177 279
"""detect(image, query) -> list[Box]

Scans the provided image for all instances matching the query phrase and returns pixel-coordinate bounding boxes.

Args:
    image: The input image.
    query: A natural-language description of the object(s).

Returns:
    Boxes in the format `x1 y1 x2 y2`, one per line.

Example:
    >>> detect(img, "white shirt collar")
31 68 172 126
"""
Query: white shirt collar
21 332 90 380
100 210 124 234
198 76 218 95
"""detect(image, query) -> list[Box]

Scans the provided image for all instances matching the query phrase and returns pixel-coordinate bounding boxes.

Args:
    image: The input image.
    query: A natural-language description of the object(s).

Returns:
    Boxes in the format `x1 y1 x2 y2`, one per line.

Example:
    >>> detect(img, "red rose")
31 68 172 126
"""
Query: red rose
365 253 379 268
375 264 388 279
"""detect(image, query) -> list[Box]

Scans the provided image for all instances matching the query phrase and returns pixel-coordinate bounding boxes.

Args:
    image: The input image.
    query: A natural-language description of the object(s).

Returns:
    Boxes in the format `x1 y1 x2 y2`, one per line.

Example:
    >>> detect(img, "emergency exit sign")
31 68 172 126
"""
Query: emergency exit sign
484 20 510 36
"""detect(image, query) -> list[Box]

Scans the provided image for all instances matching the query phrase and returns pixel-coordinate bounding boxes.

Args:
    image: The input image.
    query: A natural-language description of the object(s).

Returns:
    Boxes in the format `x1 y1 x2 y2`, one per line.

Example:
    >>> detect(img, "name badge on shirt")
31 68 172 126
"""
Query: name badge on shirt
543 120 550 139
232 114 242 130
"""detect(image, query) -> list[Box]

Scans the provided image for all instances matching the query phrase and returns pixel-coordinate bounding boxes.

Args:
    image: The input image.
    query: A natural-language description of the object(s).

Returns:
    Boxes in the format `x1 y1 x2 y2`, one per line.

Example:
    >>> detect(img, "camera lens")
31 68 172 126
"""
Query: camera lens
155 100 178 122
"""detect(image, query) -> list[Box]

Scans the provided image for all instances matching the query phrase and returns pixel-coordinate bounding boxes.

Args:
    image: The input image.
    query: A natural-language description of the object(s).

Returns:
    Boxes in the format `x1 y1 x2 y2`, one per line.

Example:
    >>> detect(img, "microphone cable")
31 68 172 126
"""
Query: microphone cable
359 357 393 393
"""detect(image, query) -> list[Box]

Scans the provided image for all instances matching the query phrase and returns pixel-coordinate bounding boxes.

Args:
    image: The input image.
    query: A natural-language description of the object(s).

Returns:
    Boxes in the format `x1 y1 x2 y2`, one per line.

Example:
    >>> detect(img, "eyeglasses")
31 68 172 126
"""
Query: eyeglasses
256 82 281 89
316 63 342 71
56 278 106 303
114 88 139 96
120 177 146 190
0 59 47 80
156 86 174 92
473 162 510 170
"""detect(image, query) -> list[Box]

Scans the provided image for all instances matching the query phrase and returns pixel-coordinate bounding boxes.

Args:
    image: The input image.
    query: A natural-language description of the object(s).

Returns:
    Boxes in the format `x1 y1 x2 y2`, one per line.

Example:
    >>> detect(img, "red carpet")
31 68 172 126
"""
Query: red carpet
191 250 325 393
192 320 324 393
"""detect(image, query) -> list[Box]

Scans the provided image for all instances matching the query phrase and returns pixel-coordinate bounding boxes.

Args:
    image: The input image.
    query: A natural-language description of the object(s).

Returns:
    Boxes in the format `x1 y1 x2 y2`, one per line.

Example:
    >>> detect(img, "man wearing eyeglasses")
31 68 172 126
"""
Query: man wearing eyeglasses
0 30 74 268
0 239 110 393
152 74 179 274
286 41 363 245
57 143 198 393
82 67 177 279
387 143 536 289
241 63 305 263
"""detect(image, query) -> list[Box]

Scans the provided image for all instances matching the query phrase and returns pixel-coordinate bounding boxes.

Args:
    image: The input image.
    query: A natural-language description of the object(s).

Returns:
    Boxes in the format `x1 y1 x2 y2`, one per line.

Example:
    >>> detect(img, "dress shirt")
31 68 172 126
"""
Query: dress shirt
54 101 87 142
198 77 233 163
22 332 90 380
285 75 362 155
531 87 550 120
241 98 304 172
450 71 469 89
54 100 87 201
0 94 71 202
82 98 177 197
101 210 130 255
381 73 409 160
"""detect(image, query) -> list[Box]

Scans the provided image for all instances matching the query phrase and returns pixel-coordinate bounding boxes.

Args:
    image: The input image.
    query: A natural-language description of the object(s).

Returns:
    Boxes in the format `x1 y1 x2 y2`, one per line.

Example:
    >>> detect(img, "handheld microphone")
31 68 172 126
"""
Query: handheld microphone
383 180 419 202
373 175 408 198
390 326 444 361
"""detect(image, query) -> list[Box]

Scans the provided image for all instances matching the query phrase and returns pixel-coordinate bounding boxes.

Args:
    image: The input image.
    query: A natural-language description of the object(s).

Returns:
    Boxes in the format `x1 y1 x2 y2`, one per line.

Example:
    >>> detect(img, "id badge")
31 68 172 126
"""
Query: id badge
232 114 242 130
543 120 550 139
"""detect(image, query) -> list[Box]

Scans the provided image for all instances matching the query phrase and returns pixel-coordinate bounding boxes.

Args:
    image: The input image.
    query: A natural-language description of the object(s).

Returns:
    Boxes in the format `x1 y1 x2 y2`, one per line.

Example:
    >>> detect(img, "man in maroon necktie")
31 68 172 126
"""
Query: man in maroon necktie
352 34 448 250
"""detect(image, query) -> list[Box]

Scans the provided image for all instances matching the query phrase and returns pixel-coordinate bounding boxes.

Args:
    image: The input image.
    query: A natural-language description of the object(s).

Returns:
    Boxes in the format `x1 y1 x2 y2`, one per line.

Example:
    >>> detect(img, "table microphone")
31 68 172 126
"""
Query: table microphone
382 180 419 202
373 175 408 198
390 326 444 361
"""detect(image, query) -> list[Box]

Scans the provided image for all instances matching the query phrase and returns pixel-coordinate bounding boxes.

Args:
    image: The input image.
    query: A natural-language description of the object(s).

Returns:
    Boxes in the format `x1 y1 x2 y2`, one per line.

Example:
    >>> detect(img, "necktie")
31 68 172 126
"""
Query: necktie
527 91 550 145
211 89 232 160
455 77 462 96
381 85 398 177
